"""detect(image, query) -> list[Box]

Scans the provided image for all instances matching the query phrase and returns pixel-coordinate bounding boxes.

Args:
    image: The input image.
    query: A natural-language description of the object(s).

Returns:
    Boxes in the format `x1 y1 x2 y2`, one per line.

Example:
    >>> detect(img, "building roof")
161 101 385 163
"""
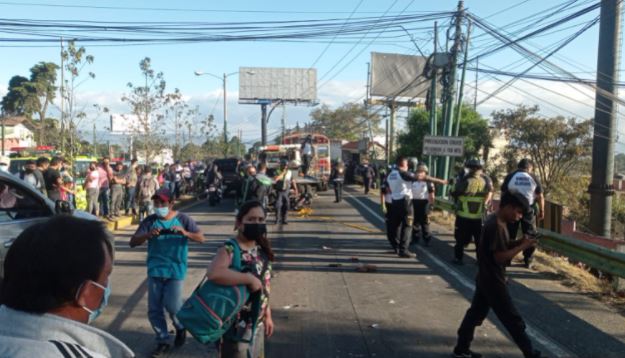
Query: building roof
1 116 29 127
342 140 386 151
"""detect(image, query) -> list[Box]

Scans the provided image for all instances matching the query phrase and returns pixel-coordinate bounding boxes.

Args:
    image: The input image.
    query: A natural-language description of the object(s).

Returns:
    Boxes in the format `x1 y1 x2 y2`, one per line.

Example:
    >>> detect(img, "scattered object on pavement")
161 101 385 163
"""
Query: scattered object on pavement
356 264 378 273
369 323 379 329
388 300 396 304
328 263 343 268
350 257 360 262
322 245 332 250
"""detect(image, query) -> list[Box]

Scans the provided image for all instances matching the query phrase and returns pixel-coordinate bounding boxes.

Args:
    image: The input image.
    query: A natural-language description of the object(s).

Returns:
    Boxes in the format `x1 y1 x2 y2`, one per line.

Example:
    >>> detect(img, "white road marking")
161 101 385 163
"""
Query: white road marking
344 190 575 358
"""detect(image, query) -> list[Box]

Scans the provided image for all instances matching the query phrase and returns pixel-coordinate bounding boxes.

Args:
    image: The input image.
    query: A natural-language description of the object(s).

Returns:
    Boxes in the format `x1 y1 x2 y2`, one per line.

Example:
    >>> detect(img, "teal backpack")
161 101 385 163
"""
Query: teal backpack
176 239 261 345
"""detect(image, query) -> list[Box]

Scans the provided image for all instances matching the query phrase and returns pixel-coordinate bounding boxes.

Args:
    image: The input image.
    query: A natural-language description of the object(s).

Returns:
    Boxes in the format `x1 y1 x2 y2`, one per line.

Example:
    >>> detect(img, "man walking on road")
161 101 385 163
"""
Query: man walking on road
360 159 375 195
330 158 345 203
274 159 297 225
453 192 542 358
502 158 544 268
110 162 127 218
130 188 205 358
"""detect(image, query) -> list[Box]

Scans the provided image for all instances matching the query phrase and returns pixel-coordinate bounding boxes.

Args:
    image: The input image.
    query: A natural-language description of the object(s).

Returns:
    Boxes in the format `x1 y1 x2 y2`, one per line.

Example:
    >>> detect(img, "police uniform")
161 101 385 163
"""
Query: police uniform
380 169 396 251
502 169 543 264
411 179 435 245
386 168 418 256
452 171 493 263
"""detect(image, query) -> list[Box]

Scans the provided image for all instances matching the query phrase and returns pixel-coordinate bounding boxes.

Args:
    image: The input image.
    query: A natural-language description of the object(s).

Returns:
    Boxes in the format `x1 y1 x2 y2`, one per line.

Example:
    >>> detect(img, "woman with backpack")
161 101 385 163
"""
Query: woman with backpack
205 200 275 358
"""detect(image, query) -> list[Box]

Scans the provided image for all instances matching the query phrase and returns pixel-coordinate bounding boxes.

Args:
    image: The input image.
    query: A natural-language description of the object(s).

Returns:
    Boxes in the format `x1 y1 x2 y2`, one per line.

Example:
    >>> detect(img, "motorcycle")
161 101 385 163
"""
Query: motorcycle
207 183 223 206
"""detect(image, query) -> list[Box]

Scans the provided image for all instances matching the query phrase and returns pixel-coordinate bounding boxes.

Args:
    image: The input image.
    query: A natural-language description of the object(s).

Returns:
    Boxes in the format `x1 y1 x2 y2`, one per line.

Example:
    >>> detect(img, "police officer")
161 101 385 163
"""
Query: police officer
410 163 436 247
451 158 493 265
330 158 345 203
361 159 375 195
386 156 424 258
501 158 544 268
380 164 396 252
274 159 298 225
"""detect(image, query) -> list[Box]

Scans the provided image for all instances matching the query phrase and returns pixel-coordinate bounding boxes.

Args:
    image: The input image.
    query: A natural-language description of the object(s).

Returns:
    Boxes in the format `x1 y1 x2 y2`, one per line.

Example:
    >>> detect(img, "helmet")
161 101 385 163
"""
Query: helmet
416 163 429 173
465 158 483 169
408 157 419 171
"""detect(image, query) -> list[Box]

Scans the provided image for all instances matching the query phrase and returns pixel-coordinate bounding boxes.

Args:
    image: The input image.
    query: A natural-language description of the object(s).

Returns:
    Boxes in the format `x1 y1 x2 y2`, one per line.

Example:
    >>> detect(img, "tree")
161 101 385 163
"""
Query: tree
491 105 592 195
1 75 29 116
397 104 492 161
309 103 381 141
615 153 625 174
122 57 168 164
60 41 94 159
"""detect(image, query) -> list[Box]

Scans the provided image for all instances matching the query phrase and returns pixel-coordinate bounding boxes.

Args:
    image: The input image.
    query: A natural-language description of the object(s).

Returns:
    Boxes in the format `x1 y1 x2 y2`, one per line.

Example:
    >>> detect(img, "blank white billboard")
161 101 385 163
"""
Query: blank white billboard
239 67 317 102
370 52 431 99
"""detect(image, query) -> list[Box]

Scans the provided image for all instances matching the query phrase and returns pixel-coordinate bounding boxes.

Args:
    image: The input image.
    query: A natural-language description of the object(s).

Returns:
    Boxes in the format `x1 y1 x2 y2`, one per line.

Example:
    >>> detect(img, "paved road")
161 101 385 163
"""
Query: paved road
94 186 625 357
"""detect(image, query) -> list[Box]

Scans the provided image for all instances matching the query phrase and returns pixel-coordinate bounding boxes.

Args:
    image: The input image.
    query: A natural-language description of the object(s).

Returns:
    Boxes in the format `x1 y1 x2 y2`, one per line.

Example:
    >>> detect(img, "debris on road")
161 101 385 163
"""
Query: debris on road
356 264 378 273
350 256 360 262
388 299 396 304
369 323 379 329
328 263 343 268
322 245 332 250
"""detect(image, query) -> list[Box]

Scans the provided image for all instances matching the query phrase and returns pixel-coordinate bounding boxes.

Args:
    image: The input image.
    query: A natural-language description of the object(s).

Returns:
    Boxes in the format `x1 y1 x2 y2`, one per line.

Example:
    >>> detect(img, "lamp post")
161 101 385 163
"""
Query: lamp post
194 70 239 156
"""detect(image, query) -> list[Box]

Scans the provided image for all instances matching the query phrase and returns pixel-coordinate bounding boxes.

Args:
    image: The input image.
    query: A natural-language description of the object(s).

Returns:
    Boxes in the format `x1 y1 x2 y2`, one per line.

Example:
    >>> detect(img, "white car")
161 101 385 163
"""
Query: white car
0 170 96 281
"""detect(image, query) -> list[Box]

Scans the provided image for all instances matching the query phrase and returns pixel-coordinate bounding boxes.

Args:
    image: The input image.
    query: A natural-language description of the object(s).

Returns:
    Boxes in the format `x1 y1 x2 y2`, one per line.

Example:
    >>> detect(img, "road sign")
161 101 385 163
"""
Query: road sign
422 135 465 157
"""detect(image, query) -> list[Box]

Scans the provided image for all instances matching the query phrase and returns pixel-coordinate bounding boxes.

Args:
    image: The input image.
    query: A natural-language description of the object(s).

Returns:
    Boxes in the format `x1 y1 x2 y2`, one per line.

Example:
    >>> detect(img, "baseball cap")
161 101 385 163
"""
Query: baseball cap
152 188 173 203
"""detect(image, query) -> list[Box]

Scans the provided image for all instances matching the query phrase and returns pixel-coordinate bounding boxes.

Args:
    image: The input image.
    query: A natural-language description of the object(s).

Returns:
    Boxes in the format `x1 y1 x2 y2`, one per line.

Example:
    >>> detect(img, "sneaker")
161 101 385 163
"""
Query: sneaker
452 348 482 358
398 251 416 258
174 328 186 347
150 343 170 358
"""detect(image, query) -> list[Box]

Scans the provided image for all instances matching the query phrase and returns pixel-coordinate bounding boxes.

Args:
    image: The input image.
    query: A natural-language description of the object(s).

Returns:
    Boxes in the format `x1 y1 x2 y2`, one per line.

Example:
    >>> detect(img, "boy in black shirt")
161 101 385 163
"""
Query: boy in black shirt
453 192 542 358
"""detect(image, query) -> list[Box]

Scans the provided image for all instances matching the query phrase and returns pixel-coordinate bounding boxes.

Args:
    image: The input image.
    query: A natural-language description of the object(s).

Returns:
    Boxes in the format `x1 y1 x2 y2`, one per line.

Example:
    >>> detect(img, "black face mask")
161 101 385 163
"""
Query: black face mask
242 223 267 242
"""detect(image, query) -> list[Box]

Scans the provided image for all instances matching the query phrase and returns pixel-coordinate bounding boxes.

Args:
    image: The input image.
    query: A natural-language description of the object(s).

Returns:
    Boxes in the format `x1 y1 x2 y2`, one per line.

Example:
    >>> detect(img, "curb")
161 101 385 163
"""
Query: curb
102 195 199 231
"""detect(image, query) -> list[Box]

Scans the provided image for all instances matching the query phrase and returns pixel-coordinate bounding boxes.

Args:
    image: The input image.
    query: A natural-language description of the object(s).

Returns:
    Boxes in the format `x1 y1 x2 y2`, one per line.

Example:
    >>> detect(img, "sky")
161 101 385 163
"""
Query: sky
0 0 622 149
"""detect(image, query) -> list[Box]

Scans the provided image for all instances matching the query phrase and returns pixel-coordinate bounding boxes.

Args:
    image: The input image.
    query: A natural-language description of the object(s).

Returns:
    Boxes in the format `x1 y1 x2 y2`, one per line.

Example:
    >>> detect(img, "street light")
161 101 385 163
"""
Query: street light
194 70 255 157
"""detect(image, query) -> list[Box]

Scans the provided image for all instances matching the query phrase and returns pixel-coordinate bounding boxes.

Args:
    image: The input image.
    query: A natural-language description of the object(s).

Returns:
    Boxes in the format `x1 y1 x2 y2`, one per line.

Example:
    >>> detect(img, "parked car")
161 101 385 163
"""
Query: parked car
0 170 96 282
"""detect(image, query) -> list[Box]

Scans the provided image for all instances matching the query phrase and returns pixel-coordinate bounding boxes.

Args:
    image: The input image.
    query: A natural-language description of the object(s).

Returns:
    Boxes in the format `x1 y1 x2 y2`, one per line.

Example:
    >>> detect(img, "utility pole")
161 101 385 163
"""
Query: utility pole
92 122 97 157
438 1 464 195
428 21 439 173
60 37 65 152
589 0 622 237
454 21 471 137
365 62 375 160
261 104 268 146
385 108 389 165
389 102 396 160
474 57 479 111
281 104 286 142
223 73 229 156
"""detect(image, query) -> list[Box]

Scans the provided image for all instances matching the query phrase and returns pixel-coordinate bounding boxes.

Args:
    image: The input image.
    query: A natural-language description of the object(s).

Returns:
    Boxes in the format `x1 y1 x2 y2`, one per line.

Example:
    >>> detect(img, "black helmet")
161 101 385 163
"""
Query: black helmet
408 157 419 171
465 158 483 169
417 163 429 173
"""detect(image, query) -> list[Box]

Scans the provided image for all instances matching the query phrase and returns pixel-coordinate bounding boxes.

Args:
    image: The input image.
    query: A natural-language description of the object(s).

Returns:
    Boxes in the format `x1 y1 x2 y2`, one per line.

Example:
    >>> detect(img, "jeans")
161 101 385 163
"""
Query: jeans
275 191 290 223
333 180 343 202
125 186 136 213
454 216 483 261
456 284 536 357
98 187 110 216
111 184 124 216
148 277 184 343
86 187 99 215
139 201 154 222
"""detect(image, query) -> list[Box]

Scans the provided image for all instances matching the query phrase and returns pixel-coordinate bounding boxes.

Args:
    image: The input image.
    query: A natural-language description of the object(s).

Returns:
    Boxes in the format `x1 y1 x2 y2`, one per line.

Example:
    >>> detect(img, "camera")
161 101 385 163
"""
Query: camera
159 228 182 235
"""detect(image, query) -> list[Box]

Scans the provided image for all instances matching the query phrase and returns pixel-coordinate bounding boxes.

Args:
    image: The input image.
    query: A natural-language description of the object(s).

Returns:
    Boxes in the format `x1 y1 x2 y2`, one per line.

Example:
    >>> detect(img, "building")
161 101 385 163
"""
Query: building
1 116 36 153
342 139 386 164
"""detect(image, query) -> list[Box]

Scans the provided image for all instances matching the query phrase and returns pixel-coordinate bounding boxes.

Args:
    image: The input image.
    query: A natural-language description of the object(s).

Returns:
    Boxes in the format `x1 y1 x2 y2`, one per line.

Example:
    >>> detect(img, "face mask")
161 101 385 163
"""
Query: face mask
155 207 169 218
242 223 267 242
25 168 35 174
80 280 111 324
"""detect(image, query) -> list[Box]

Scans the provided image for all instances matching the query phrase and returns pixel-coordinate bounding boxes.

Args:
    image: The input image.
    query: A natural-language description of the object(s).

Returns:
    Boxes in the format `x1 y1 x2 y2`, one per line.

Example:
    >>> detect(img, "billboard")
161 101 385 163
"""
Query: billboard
370 52 431 99
239 67 317 102
110 114 142 134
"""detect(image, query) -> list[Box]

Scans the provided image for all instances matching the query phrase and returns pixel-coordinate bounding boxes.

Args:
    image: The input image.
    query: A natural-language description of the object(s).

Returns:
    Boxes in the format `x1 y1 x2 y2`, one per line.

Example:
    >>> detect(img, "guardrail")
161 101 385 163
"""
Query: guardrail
434 198 625 279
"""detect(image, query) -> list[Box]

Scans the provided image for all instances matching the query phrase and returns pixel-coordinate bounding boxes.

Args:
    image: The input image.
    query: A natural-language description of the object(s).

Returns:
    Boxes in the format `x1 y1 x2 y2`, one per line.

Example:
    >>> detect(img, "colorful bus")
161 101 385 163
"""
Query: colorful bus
282 132 331 176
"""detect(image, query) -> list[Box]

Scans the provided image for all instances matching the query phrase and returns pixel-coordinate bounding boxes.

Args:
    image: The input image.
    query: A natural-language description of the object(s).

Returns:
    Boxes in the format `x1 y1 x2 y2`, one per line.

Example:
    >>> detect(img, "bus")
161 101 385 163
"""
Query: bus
282 132 331 176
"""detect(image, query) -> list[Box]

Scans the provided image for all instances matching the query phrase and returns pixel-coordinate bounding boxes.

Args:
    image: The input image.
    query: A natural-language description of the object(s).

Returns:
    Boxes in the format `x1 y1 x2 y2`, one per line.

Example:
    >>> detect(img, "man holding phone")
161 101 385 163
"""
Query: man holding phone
452 192 543 358
130 188 205 357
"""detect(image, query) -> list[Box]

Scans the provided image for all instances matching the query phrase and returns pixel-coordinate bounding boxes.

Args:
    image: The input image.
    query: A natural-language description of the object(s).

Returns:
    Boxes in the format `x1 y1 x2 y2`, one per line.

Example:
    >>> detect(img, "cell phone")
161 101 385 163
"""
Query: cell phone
159 228 181 235
527 233 542 240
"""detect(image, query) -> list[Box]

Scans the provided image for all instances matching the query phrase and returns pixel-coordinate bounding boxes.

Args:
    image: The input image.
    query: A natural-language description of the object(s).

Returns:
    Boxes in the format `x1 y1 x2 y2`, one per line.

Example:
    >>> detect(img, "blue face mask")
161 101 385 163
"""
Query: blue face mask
154 207 169 218
80 280 111 324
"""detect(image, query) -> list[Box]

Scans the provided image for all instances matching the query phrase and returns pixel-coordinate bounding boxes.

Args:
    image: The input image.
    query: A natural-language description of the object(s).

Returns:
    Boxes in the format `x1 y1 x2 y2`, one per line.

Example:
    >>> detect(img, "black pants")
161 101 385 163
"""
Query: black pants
275 191 290 222
388 198 413 254
454 216 483 261
456 284 536 358
507 208 537 260
333 180 343 202
302 154 312 176
363 177 371 194
411 199 431 243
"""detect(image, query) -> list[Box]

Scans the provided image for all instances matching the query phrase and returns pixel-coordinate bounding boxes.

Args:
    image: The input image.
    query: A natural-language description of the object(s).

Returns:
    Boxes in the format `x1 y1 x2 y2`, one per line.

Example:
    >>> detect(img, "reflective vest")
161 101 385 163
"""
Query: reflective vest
456 195 486 219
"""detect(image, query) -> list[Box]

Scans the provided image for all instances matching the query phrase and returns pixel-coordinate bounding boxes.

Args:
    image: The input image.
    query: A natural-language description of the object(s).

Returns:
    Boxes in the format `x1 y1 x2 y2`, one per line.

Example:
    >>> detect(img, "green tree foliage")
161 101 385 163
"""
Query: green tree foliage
491 105 592 195
309 103 381 141
397 104 492 161
1 62 59 145
122 57 168 164
615 153 625 174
